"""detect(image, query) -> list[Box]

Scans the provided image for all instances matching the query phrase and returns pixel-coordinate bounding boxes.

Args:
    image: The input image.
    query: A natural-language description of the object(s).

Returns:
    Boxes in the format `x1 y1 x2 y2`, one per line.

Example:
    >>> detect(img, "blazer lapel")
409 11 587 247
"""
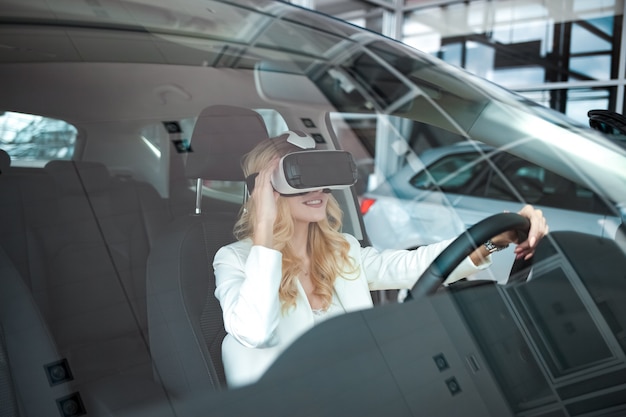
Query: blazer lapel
333 269 374 313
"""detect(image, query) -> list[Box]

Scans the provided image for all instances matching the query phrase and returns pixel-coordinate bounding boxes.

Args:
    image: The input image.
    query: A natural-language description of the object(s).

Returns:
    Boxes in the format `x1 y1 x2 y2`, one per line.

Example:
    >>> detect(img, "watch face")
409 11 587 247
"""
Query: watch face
485 240 508 253
484 240 499 253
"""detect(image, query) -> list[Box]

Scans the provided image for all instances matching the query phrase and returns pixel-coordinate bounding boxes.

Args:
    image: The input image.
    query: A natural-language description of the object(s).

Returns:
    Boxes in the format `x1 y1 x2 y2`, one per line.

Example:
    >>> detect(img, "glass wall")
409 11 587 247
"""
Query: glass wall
402 0 624 124
310 0 626 125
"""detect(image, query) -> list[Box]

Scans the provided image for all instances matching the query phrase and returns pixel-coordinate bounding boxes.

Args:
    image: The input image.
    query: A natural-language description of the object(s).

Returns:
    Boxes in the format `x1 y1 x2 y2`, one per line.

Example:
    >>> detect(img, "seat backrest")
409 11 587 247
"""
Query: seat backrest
0 150 75 416
146 105 268 398
39 160 173 390
0 150 58 310
0 221 77 417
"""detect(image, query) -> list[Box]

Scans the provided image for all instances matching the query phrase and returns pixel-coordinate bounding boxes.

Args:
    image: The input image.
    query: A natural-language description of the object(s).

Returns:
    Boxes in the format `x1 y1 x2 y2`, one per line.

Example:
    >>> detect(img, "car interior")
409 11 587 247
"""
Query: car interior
0 97 372 415
2 1 626 416
3 101 626 416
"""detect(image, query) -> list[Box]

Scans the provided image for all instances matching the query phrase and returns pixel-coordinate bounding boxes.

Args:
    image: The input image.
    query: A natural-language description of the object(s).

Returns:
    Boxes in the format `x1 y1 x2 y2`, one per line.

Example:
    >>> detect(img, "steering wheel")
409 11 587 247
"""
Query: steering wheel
409 212 530 299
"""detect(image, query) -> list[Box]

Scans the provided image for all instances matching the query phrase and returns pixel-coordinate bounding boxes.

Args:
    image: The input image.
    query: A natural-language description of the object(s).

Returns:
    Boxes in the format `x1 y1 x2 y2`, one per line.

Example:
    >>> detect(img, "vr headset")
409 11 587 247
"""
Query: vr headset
246 131 358 196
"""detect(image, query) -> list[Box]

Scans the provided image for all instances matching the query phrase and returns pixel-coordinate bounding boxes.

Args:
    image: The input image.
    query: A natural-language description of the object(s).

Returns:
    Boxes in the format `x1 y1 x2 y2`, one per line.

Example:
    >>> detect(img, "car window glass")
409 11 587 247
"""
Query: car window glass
410 152 487 192
331 110 616 220
486 156 544 203
329 113 476 197
489 154 613 215
0 111 77 167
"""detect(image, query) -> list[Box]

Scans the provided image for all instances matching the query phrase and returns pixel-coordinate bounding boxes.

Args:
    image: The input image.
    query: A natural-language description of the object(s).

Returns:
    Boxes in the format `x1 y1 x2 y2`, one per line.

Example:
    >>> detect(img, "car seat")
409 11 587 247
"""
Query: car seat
0 150 78 417
146 105 268 399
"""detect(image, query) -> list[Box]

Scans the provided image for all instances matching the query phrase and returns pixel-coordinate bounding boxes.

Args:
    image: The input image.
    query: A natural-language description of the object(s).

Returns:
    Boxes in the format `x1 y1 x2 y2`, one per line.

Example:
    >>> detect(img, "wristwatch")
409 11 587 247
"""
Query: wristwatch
484 239 509 253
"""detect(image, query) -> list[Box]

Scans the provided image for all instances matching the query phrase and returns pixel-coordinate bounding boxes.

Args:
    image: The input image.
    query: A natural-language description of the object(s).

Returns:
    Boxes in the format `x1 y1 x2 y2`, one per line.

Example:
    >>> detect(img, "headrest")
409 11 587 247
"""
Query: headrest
184 105 269 181
0 149 10 175
45 161 111 194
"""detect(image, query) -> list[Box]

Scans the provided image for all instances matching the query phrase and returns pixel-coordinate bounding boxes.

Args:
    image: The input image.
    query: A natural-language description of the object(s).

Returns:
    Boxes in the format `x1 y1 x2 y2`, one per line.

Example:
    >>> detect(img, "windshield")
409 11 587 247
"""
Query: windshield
1 1 626 416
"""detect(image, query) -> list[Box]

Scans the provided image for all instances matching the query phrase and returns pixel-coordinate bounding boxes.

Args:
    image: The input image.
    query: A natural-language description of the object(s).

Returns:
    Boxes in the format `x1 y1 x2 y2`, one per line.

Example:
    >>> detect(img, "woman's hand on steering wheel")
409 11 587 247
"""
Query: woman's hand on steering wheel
506 205 549 260
410 206 549 298
473 205 548 265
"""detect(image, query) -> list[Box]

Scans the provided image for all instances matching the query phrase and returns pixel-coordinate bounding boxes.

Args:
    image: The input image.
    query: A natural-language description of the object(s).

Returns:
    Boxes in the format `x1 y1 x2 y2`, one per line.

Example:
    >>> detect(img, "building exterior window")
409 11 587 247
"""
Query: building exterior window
303 0 624 119
401 0 624 118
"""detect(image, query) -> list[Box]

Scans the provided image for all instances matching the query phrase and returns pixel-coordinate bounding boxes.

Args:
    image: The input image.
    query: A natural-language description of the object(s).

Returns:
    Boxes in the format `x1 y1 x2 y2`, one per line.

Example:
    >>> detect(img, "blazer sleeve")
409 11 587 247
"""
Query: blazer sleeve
355 236 491 291
213 243 283 348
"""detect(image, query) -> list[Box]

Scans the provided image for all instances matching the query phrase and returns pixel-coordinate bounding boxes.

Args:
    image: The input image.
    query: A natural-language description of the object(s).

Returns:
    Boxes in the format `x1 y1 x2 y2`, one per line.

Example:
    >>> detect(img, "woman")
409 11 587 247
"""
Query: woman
213 133 548 388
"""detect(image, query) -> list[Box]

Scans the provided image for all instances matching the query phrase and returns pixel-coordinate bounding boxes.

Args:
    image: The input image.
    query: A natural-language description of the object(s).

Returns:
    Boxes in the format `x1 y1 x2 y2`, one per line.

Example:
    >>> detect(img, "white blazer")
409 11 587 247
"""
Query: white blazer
213 233 489 388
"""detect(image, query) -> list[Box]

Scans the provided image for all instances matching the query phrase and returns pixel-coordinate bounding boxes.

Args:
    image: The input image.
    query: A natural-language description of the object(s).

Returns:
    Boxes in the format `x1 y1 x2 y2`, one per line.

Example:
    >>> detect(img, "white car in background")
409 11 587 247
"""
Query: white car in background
361 141 621 282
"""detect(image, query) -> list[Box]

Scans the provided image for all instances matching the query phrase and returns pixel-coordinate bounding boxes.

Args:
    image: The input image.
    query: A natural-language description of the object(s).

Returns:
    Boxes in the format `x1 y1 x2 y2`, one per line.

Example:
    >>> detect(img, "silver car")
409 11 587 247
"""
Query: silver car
362 141 622 282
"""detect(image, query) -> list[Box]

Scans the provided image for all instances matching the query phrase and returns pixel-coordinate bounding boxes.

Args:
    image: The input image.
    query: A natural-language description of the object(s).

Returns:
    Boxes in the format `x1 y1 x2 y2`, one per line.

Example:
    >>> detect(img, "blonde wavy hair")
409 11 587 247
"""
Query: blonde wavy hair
234 134 357 313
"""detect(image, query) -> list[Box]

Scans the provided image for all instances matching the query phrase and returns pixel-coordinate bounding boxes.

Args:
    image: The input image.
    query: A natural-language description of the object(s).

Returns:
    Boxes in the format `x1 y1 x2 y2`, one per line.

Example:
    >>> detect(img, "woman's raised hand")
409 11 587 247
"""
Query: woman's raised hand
252 159 280 248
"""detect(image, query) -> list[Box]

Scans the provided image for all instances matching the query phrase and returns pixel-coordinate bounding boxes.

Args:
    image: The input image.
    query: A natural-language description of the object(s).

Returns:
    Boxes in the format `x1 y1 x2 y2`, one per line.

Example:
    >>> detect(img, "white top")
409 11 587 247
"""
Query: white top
213 233 490 388
311 290 344 325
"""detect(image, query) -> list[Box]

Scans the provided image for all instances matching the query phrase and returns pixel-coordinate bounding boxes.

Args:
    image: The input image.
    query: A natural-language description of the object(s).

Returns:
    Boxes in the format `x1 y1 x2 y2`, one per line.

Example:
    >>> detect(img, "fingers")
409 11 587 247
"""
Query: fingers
253 158 279 198
256 160 280 205
514 205 549 260
250 160 280 247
